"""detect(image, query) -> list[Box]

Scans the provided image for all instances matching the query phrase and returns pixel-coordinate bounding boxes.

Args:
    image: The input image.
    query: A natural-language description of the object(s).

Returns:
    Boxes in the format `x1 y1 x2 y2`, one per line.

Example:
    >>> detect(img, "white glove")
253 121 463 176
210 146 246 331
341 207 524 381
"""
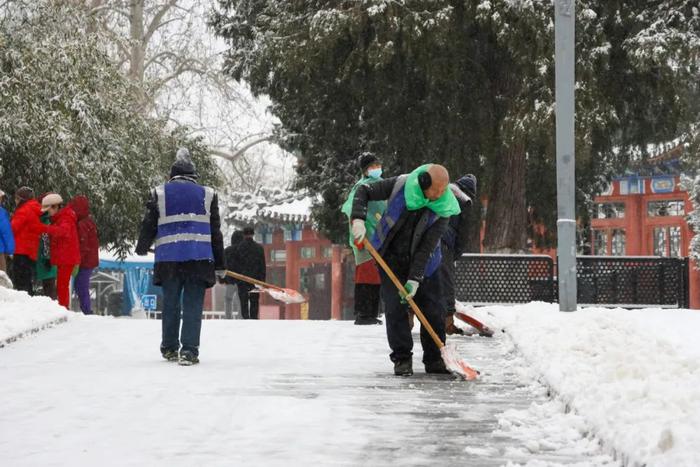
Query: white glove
401 280 419 303
215 270 227 280
351 219 367 244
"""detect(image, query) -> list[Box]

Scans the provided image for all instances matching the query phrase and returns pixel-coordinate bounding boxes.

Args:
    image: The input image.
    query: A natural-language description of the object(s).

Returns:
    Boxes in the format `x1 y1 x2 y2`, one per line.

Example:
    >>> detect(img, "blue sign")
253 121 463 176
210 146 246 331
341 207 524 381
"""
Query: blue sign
141 294 157 311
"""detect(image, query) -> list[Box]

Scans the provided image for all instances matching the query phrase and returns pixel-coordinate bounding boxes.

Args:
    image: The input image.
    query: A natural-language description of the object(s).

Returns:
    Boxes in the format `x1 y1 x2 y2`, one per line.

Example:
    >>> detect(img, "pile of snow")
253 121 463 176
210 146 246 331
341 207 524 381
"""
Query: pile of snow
474 302 700 466
0 286 69 345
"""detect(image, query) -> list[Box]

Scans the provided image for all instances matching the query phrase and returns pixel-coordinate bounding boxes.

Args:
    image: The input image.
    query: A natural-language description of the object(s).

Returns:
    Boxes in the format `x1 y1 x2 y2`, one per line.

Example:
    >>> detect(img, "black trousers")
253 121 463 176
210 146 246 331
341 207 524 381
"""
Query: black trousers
12 254 35 296
380 271 446 365
439 245 457 314
354 283 380 319
237 283 259 319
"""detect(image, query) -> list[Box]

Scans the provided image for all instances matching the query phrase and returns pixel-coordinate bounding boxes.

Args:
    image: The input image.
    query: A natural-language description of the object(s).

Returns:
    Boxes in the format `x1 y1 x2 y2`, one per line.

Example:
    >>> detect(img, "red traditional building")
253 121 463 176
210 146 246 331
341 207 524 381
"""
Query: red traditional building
225 195 353 320
590 151 699 308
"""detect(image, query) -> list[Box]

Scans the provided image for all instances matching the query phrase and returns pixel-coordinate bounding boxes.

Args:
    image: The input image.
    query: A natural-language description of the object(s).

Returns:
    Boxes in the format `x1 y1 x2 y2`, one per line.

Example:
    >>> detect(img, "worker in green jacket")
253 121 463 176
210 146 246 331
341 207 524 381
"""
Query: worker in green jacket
341 152 387 325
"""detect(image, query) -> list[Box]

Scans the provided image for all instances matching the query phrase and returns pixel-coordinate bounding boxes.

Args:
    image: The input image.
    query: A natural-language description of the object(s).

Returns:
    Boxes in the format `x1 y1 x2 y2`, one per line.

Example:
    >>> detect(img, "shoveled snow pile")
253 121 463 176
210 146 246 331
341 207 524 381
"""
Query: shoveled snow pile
473 302 700 467
0 286 69 344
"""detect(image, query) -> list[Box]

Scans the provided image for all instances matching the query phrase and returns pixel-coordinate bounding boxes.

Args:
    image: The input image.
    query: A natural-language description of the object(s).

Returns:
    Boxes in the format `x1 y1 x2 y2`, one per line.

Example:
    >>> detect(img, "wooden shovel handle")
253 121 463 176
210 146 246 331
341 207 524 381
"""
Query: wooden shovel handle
362 239 445 350
224 270 285 292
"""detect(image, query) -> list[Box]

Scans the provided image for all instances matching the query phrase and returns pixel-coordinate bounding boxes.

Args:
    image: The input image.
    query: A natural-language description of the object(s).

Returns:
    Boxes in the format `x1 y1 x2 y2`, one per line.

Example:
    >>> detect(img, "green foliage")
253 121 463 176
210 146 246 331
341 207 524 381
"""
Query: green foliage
212 0 699 247
0 3 218 257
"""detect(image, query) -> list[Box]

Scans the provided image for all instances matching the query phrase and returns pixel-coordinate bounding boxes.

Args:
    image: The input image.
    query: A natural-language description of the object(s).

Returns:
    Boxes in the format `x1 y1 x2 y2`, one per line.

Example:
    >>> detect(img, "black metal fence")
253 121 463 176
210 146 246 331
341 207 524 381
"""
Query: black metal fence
455 254 690 308
454 254 555 304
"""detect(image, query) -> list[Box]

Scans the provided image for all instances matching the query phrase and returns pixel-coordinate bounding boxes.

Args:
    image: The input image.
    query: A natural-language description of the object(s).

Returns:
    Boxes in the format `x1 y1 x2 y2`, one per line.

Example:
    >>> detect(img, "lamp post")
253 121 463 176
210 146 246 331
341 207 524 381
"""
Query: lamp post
555 0 577 311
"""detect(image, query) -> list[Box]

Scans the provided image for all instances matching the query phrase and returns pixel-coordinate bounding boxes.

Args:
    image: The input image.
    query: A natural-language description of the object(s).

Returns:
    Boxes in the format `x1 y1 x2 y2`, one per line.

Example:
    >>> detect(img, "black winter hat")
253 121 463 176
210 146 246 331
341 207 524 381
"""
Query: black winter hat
358 152 379 172
456 174 477 199
15 186 34 202
170 147 198 179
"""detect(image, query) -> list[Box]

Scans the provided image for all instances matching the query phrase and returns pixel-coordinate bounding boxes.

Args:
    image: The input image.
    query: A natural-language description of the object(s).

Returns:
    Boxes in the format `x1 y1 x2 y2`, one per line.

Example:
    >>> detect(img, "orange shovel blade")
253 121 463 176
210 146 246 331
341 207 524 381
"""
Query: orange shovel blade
441 344 480 380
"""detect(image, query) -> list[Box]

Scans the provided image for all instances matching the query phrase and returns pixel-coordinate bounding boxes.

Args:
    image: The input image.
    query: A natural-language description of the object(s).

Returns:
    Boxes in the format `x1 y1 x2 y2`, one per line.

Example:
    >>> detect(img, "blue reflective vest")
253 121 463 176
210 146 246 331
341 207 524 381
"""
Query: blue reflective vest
371 176 442 278
154 181 215 263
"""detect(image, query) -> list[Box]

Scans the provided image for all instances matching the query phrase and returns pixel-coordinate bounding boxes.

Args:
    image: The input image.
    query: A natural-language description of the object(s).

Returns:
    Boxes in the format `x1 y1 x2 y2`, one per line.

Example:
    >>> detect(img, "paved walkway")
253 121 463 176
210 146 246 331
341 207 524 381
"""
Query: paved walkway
0 317 617 466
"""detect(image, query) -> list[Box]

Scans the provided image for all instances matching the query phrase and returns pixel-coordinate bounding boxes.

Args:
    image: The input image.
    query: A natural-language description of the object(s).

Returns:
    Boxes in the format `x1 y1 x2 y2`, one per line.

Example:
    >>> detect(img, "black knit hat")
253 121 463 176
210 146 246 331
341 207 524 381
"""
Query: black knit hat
358 152 379 172
456 174 477 199
15 186 34 202
170 147 198 179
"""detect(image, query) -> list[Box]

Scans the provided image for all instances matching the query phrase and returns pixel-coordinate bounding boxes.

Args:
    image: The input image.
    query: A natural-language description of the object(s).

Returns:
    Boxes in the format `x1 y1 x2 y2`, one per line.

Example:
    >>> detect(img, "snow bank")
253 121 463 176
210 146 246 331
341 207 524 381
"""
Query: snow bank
476 302 700 467
0 286 69 346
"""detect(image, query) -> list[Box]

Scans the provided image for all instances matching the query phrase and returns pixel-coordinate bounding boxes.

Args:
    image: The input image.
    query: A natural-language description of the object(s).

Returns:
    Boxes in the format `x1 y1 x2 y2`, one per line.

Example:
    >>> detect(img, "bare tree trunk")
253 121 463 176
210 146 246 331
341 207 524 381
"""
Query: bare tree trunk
483 141 529 253
129 0 146 108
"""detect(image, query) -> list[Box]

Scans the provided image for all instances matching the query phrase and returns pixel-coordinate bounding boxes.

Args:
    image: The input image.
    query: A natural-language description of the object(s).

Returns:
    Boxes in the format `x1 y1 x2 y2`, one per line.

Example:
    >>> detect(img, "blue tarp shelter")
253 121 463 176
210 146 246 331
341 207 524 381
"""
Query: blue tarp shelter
98 252 161 314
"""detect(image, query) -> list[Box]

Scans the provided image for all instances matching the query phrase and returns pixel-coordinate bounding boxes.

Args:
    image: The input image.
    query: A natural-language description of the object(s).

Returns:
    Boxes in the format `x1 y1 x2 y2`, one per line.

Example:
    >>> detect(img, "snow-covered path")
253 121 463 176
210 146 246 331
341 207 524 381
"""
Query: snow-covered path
0 317 615 466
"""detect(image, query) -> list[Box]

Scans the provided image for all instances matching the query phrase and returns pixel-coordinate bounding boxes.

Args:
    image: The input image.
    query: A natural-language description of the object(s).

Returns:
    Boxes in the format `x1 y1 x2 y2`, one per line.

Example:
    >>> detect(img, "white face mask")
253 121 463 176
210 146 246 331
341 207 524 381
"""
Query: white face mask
367 168 383 179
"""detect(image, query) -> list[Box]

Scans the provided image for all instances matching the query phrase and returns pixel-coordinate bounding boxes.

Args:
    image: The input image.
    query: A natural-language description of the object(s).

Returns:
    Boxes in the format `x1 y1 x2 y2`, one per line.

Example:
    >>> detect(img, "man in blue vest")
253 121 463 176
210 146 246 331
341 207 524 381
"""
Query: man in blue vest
351 164 460 376
136 148 225 366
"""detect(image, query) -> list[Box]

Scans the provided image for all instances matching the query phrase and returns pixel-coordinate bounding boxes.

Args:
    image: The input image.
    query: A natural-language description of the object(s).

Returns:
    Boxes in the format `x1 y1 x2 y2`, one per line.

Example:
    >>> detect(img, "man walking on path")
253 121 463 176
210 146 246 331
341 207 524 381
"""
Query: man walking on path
440 175 477 335
70 195 99 315
11 187 43 295
136 148 225 365
230 226 265 319
351 164 460 376
222 230 244 319
341 152 386 325
0 189 14 273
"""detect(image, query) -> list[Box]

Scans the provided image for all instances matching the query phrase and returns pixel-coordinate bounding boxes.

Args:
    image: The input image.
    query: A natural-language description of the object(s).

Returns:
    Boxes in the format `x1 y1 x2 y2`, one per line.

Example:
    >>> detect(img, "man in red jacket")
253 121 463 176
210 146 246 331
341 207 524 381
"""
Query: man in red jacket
10 187 43 295
41 193 80 309
70 196 99 314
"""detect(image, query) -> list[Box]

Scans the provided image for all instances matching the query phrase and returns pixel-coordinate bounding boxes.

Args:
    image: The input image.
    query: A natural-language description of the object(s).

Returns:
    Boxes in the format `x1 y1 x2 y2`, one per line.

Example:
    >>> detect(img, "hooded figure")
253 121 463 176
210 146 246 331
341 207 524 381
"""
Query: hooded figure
136 147 224 365
70 195 99 314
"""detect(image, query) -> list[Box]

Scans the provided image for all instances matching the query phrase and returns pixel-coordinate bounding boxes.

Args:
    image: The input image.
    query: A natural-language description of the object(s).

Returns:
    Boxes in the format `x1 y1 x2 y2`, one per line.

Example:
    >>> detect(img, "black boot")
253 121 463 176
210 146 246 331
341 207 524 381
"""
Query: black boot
393 359 413 376
161 348 179 362
178 350 199 366
424 359 451 374
354 317 382 325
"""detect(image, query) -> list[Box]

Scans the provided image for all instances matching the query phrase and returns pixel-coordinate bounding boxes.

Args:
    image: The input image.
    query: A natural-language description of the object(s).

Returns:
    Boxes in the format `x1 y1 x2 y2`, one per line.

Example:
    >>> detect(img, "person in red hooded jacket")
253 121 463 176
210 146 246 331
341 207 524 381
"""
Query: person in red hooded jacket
70 195 99 314
41 193 80 309
10 187 43 295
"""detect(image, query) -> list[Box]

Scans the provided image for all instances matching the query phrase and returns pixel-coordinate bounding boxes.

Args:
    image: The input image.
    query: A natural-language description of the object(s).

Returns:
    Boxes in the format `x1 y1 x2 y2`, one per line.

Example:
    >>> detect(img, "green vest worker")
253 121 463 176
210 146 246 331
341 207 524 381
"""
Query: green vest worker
341 152 387 325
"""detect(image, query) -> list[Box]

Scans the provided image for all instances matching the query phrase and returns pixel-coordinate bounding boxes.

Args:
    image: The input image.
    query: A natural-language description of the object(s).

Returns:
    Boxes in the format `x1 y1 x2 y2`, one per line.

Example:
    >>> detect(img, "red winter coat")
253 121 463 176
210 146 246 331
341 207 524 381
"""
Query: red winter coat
70 196 99 269
11 199 43 260
44 206 81 266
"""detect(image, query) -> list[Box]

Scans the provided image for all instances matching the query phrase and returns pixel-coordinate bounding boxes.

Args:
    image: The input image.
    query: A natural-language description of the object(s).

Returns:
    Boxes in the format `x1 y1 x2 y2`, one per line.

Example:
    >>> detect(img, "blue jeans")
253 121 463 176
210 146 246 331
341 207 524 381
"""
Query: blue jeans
161 277 206 356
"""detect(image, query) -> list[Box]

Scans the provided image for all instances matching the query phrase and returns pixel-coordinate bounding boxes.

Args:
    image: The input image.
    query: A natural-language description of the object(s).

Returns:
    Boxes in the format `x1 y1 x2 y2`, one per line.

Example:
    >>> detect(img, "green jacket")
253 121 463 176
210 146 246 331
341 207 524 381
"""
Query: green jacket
341 176 387 264
36 213 57 280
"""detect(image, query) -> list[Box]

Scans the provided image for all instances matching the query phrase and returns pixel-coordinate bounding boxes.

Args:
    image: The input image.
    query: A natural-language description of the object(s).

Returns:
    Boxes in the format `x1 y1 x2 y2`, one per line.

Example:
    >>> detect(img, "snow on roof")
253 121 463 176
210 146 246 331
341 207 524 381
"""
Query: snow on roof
258 196 313 223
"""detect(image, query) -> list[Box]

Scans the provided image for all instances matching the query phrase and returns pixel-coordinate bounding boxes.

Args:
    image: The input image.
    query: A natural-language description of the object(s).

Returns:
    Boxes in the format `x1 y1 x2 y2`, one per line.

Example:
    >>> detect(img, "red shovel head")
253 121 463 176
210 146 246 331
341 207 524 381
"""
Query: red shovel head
264 287 307 304
441 343 479 380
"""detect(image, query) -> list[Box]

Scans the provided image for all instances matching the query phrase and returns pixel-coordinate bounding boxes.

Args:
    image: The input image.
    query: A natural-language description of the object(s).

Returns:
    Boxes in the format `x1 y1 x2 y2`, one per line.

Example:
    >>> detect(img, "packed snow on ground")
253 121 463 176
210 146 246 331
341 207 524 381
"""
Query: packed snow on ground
470 302 700 467
0 286 69 343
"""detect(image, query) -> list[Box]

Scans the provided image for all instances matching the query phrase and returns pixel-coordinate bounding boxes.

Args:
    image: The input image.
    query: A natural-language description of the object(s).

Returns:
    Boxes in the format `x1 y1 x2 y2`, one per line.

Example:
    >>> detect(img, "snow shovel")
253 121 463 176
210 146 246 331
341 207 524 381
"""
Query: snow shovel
454 304 495 338
362 239 479 380
224 271 306 304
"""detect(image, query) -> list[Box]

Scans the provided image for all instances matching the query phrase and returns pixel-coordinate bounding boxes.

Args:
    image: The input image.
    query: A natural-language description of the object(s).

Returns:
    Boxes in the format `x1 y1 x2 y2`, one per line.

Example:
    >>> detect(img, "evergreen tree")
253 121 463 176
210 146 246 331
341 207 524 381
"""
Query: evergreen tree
0 3 219 256
212 1 698 249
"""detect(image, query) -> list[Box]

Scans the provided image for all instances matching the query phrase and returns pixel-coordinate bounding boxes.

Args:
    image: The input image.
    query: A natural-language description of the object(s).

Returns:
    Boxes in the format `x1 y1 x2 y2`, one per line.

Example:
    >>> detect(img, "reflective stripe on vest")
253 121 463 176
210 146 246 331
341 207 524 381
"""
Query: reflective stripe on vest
371 176 442 278
154 182 214 262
